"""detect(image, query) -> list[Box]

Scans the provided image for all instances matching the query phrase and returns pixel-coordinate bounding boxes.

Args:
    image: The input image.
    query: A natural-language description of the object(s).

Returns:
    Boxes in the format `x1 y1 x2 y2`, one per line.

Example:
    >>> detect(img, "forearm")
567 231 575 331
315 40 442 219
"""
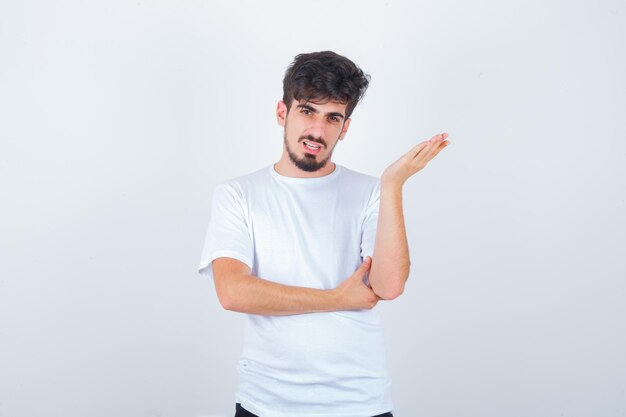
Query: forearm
368 180 411 299
218 273 340 316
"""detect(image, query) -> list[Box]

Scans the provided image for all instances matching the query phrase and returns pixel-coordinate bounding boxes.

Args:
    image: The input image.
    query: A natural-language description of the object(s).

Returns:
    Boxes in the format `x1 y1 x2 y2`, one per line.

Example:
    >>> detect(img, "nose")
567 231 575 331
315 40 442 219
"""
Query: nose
307 118 326 141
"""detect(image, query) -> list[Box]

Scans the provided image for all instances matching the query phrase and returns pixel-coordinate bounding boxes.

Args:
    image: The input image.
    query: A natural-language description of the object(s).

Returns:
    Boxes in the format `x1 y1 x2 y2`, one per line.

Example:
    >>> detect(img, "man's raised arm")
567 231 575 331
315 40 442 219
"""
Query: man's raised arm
368 132 450 300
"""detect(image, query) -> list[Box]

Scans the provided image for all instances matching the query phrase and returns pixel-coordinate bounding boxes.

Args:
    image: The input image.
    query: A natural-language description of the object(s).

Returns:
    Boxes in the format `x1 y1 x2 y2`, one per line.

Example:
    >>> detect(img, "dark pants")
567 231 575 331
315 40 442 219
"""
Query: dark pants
235 402 393 417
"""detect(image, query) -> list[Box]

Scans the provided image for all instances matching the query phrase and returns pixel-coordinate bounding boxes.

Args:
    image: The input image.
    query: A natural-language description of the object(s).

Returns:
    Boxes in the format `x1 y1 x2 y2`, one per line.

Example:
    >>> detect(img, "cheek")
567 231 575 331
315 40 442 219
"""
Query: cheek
283 122 296 139
287 119 304 135
327 125 343 138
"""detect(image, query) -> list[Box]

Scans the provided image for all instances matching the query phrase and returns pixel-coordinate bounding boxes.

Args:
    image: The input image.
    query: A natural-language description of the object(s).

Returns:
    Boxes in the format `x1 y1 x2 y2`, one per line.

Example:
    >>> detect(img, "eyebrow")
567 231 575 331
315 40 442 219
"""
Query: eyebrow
296 103 345 121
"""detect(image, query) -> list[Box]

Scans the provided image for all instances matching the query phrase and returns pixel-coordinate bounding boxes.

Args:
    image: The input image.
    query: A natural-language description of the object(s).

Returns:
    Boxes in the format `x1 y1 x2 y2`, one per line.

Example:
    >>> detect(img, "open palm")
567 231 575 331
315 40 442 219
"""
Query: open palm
382 132 450 186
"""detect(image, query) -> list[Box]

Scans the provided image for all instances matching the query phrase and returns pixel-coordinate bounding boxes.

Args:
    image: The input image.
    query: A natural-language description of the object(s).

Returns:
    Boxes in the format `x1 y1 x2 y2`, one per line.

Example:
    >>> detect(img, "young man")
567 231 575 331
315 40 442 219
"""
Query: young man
198 51 449 417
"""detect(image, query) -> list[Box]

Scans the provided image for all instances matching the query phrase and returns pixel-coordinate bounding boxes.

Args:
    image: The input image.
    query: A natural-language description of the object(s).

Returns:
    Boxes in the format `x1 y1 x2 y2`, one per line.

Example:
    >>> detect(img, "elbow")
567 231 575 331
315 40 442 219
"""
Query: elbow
371 274 406 300
375 283 405 300
216 287 246 312
370 263 409 300
217 292 237 311
214 278 240 312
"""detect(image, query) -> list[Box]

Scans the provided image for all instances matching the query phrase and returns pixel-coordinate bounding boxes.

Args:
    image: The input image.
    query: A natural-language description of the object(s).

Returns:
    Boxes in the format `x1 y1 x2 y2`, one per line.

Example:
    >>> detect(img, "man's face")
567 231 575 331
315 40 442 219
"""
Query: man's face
276 98 351 172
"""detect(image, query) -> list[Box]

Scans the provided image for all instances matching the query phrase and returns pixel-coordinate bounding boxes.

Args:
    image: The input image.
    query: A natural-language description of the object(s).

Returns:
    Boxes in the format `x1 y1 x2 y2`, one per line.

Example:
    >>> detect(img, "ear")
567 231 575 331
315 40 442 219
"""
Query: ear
338 117 351 140
276 100 287 127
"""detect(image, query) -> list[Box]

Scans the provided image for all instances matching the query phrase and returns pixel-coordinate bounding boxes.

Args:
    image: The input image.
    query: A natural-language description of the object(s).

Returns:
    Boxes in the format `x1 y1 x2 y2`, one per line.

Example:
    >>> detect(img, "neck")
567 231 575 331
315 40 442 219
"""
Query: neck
274 153 336 178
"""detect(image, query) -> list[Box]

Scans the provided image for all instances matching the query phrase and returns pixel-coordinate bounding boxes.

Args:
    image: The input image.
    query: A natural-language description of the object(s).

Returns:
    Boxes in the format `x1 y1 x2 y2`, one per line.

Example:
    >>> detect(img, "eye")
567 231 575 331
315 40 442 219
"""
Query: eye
329 116 340 122
301 109 312 115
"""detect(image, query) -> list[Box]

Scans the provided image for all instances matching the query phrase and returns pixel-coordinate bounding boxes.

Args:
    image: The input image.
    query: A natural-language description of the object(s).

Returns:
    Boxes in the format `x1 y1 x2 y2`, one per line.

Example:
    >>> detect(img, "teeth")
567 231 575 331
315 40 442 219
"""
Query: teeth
304 141 321 149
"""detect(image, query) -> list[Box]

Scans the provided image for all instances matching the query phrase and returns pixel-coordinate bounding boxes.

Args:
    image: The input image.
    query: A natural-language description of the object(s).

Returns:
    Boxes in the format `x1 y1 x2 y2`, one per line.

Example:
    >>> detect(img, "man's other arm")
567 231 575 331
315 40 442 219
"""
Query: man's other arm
368 132 450 300
367 180 411 300
212 256 380 316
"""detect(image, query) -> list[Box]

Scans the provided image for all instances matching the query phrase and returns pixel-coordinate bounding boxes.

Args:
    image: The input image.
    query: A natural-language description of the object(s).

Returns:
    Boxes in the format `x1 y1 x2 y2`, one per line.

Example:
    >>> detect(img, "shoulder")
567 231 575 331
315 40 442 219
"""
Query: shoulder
214 165 271 196
338 164 378 183
337 164 380 194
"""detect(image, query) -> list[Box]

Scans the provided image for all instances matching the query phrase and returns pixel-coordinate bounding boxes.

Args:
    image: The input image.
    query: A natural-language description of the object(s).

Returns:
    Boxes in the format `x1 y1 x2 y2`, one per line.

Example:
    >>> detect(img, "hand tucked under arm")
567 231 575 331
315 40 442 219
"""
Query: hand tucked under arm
212 256 380 316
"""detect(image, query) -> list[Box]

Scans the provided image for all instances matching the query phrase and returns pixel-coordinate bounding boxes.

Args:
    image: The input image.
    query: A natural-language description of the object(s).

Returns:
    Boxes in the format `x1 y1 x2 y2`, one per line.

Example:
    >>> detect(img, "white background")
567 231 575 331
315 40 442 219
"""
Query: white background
1 1 625 416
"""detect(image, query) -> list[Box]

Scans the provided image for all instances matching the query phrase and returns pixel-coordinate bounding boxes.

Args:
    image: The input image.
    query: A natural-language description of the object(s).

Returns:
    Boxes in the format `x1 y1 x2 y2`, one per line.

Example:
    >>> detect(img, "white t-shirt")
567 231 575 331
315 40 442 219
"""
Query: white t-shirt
198 163 393 417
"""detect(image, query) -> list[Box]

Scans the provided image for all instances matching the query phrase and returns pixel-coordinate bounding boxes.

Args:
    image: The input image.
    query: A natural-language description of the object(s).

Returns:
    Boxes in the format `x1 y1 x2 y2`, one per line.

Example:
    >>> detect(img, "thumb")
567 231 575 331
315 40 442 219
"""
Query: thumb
359 256 372 272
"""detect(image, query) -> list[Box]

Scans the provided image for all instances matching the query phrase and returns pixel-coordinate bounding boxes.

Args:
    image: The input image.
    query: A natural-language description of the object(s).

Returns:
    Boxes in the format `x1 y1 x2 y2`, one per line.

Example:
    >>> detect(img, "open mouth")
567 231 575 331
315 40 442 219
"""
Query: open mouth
302 140 322 155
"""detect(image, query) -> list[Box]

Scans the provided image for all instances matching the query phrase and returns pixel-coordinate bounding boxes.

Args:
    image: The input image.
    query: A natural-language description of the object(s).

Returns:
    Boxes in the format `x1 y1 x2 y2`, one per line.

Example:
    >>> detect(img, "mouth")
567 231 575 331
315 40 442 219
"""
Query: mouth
302 140 322 155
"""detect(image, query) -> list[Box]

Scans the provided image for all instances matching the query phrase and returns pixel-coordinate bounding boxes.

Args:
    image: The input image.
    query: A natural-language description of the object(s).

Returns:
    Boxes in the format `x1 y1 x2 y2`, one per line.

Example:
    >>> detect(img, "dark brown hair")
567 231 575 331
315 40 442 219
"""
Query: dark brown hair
282 51 371 119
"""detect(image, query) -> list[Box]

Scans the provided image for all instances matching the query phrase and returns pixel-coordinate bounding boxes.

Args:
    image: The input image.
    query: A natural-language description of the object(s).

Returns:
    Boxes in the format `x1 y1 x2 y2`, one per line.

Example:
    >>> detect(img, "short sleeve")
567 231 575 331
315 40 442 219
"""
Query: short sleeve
360 179 381 260
198 182 254 279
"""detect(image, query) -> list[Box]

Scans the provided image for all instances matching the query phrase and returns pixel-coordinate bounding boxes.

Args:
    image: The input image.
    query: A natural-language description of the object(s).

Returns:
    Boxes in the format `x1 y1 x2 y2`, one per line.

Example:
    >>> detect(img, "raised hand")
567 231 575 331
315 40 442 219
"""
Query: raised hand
382 132 450 187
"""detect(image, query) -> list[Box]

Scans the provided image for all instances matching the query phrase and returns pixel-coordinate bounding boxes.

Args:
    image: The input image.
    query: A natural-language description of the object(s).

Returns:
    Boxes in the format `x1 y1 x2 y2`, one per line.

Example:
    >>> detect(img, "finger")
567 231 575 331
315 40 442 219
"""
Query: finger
421 135 448 161
431 139 450 155
429 133 448 147
426 132 447 144
414 143 448 171
406 141 431 158
360 256 372 271
411 133 447 157
409 142 436 165
423 145 446 164
434 141 450 155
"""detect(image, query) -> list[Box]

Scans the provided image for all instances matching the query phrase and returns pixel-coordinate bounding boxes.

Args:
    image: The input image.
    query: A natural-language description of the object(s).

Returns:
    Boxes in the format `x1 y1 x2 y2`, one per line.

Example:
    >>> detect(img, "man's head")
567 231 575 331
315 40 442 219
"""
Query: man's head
276 51 370 173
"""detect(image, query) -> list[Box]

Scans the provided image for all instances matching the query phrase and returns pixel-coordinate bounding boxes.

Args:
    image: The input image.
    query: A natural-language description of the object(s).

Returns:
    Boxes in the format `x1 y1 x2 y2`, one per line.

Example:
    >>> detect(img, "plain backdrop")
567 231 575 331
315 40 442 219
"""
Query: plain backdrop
1 1 625 416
